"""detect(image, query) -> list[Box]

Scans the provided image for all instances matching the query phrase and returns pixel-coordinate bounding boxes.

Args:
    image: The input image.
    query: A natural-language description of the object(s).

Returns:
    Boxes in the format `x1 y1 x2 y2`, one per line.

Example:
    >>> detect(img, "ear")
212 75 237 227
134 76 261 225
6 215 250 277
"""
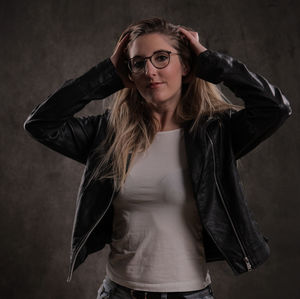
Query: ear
182 63 190 76
128 73 134 82
182 63 194 84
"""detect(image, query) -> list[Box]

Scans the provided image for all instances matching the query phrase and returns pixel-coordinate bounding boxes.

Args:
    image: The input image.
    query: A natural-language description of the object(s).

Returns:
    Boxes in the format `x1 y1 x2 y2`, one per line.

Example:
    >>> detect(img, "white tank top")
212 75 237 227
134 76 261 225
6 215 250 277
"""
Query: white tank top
106 128 211 292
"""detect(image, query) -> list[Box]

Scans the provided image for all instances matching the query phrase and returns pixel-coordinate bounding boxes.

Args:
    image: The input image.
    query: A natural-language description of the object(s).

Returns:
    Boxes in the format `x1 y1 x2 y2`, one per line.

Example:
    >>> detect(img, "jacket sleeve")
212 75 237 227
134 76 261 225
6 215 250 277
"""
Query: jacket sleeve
195 50 292 160
23 58 124 164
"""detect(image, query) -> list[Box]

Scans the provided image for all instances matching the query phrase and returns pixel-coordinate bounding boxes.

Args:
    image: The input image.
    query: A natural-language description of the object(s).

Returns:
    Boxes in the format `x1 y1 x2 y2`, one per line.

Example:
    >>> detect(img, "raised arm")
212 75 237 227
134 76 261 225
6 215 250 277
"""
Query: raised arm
23 32 134 164
179 27 292 160
23 58 124 164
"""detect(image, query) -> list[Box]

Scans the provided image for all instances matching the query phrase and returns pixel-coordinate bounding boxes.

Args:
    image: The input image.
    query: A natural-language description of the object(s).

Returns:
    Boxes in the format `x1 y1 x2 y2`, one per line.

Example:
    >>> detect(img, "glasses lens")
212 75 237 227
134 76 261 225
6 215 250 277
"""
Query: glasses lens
129 51 171 73
130 58 145 73
152 51 170 68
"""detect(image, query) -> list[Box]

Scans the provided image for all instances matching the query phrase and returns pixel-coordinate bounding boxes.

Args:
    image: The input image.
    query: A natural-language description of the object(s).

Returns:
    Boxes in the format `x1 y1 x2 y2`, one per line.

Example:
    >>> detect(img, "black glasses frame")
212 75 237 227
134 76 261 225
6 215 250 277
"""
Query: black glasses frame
127 50 179 74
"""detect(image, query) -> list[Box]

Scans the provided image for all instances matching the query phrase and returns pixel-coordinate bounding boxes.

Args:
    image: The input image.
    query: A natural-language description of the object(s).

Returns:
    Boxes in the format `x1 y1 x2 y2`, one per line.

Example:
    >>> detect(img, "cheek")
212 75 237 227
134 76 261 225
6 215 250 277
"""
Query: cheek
166 68 184 88
167 62 184 80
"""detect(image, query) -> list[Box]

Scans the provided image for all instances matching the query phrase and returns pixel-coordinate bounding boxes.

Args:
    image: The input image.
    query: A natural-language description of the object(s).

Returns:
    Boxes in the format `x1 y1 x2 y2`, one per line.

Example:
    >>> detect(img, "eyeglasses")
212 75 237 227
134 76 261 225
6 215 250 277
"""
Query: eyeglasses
127 50 180 74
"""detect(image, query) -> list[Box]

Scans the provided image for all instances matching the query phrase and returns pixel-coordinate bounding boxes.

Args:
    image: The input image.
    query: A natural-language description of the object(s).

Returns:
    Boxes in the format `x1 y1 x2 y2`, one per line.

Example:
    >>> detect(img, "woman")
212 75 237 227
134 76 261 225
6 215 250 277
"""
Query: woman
24 18 291 299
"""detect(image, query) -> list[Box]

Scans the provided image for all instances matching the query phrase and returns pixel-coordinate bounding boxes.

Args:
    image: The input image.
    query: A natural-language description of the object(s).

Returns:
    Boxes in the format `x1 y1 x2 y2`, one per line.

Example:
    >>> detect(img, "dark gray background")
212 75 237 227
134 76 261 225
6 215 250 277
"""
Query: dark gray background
1 0 299 298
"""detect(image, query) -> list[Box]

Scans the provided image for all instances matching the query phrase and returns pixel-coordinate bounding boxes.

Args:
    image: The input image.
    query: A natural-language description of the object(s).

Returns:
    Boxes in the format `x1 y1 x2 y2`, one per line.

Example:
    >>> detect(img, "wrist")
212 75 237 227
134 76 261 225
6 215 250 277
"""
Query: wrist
196 45 208 56
110 56 117 68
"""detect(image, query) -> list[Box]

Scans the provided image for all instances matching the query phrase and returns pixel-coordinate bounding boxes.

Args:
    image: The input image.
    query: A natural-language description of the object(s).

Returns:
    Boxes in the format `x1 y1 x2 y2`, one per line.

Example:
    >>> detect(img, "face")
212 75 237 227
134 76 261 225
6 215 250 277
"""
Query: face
128 33 189 108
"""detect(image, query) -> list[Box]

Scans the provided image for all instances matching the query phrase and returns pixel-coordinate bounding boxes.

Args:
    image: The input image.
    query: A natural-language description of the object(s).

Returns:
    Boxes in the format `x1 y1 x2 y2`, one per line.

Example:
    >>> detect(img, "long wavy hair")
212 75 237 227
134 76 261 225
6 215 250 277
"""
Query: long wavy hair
88 17 242 190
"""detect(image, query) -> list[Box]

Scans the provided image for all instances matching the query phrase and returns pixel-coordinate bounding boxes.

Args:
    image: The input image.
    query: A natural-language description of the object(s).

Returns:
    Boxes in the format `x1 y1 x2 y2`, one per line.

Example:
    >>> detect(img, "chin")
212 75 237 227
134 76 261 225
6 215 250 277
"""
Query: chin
147 98 170 106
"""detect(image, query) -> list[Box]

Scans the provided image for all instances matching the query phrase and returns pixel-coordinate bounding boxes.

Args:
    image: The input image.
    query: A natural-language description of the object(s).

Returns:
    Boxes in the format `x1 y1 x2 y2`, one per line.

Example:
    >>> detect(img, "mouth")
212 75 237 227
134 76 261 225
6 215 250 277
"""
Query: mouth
148 82 164 89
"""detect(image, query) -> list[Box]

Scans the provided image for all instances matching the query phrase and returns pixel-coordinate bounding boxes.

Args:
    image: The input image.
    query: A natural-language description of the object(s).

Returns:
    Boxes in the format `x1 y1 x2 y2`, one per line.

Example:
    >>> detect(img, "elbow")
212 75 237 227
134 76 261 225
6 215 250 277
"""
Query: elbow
268 84 292 122
23 116 35 134
278 96 292 121
275 87 292 119
23 118 31 132
270 98 292 131
283 102 292 118
23 117 41 138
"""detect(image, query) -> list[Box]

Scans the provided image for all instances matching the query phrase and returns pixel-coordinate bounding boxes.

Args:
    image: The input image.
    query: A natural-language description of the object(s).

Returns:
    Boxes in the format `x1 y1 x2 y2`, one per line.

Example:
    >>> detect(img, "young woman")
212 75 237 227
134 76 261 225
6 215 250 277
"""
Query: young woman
24 18 292 299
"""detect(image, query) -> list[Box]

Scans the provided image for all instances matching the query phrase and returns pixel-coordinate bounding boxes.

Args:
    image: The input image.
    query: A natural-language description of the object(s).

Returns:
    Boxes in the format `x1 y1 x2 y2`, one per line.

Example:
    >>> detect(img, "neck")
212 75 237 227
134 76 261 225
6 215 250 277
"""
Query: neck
151 104 181 131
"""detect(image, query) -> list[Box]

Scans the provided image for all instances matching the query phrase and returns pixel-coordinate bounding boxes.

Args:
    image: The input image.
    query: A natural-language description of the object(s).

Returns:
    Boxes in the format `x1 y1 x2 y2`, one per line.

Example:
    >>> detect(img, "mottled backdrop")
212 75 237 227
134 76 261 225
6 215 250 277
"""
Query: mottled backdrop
1 0 299 298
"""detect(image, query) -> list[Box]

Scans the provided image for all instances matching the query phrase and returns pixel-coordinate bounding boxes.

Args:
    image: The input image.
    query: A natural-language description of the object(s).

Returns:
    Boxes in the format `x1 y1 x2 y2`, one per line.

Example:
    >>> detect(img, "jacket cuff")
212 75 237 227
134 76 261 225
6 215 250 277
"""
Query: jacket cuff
76 58 124 99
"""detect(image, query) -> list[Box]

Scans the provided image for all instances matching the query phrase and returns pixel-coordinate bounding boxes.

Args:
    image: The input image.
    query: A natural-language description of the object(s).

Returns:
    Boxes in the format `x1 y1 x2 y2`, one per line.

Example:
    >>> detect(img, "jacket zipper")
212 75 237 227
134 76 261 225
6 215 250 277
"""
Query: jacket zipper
67 187 117 282
206 130 253 272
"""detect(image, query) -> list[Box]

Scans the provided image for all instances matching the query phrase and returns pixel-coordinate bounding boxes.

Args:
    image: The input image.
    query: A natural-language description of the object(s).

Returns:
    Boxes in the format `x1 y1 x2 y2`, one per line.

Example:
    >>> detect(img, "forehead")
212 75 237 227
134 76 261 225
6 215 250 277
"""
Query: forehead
128 33 176 57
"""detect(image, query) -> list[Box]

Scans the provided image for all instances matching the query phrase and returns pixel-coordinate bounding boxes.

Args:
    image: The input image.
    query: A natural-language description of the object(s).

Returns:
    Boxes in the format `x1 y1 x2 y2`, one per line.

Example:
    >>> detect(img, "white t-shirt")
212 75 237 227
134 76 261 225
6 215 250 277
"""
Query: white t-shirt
106 128 211 292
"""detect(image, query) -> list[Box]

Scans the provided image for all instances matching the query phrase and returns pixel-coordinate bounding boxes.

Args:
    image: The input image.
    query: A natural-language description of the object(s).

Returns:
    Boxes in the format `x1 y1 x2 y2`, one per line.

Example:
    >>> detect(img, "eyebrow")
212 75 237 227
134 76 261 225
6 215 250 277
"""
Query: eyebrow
131 49 171 59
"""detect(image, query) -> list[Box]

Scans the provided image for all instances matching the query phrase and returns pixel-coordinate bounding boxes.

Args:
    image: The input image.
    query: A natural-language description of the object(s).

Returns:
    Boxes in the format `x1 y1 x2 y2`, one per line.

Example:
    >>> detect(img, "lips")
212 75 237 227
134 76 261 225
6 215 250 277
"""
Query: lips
148 82 164 88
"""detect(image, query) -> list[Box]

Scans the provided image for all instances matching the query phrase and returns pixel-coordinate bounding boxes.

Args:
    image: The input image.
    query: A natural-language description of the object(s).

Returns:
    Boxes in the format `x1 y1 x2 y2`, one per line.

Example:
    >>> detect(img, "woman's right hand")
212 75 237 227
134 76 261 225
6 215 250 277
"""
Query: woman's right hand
178 27 207 56
110 32 135 88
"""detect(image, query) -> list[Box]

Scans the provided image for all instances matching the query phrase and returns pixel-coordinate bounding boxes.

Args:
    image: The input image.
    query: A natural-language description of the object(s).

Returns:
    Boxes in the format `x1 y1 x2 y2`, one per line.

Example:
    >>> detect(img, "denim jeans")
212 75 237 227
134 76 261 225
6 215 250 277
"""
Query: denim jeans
96 276 215 299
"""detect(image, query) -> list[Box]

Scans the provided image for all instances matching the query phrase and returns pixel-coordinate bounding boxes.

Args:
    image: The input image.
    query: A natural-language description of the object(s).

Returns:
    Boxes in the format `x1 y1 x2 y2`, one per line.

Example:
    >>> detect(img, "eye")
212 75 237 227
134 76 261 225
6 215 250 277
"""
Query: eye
154 53 168 62
132 59 144 69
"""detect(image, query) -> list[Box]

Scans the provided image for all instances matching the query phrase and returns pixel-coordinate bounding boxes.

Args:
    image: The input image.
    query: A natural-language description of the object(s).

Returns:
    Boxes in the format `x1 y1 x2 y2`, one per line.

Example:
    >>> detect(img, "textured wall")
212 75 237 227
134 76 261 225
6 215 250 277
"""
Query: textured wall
1 0 299 298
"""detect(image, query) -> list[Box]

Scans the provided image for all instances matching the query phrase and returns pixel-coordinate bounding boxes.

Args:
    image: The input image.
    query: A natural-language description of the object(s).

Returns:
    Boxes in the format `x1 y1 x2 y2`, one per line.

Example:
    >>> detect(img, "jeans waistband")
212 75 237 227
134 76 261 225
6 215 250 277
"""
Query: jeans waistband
112 279 213 299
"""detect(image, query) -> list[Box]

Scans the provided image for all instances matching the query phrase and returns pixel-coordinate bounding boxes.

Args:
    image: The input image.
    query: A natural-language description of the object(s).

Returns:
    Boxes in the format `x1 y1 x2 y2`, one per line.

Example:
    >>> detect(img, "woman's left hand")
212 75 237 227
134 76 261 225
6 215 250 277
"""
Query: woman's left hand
178 27 207 56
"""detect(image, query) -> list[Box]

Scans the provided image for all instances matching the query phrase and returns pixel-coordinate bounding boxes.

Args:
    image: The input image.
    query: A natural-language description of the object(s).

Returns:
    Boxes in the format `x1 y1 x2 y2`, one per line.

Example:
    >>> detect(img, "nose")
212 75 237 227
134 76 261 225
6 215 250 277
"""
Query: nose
144 59 157 76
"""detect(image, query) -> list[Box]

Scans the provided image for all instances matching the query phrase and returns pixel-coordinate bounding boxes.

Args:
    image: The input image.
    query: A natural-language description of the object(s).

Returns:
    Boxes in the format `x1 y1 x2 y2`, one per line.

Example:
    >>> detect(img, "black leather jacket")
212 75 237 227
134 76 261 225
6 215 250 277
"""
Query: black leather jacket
24 50 292 282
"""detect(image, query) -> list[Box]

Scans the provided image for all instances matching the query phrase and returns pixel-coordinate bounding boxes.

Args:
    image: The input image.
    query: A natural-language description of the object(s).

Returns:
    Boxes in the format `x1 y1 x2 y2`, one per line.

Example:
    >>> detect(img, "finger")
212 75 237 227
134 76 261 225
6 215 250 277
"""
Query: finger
178 27 207 55
119 34 130 55
113 33 130 56
192 32 199 42
188 32 199 42
179 27 199 42
178 28 197 48
119 32 130 44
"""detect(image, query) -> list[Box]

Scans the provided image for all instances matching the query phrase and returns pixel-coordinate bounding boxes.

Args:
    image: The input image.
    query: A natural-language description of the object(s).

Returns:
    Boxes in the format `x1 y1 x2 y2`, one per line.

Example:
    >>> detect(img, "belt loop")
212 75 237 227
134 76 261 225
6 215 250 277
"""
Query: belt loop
130 289 137 299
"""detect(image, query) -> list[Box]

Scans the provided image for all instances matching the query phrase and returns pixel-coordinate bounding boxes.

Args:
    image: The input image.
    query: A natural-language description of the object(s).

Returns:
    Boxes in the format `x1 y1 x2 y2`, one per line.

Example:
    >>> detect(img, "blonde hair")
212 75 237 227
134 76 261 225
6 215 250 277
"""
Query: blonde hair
88 18 242 190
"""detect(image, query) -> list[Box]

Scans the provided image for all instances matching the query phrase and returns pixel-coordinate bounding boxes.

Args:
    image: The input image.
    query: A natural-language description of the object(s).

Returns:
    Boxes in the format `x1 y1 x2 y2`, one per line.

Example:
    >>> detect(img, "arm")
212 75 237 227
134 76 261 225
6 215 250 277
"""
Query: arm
178 27 292 159
23 58 124 164
23 32 132 164
195 50 292 159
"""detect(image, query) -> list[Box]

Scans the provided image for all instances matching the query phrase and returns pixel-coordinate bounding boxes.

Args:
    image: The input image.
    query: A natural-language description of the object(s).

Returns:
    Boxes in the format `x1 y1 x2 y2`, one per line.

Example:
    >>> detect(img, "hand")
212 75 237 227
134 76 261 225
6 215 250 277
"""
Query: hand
110 32 135 88
178 27 207 56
